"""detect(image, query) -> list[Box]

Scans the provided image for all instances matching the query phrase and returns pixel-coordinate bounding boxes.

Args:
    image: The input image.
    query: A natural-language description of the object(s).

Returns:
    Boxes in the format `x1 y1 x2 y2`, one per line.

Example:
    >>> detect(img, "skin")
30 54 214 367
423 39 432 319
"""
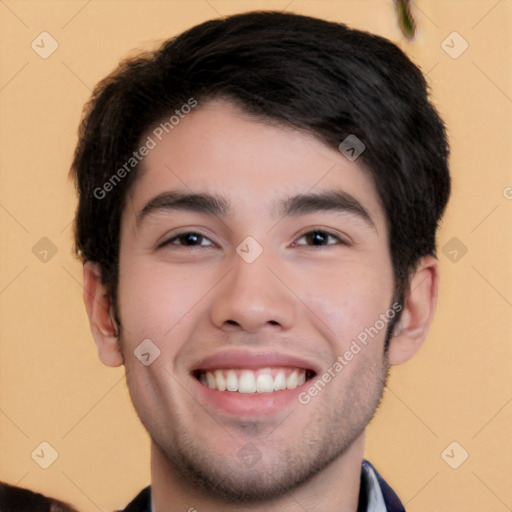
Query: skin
83 100 438 512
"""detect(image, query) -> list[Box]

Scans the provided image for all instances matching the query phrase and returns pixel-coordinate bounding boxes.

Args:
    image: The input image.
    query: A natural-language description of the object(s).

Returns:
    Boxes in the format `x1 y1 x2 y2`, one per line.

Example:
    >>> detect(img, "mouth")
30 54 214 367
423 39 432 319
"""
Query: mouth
190 357 317 417
193 367 316 393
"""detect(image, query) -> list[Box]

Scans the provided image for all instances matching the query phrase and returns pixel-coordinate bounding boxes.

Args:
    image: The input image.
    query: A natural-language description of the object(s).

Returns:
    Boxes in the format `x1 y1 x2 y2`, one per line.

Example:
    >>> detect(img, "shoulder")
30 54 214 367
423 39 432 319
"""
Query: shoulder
361 460 406 512
116 487 151 512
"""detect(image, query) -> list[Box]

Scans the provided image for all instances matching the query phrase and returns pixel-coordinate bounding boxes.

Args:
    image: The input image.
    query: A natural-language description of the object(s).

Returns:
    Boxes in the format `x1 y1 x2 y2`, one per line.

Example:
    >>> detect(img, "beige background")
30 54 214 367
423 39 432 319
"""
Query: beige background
0 1 511 511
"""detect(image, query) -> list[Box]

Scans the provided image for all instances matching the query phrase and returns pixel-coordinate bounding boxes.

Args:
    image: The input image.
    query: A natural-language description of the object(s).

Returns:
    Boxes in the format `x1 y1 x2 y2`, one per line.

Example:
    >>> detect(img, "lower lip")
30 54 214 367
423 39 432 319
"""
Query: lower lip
191 376 308 417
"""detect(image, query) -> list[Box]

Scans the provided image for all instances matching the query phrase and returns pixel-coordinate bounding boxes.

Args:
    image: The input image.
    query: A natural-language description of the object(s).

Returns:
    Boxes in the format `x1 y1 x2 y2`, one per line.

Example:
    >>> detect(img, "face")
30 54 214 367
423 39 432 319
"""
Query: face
115 100 397 500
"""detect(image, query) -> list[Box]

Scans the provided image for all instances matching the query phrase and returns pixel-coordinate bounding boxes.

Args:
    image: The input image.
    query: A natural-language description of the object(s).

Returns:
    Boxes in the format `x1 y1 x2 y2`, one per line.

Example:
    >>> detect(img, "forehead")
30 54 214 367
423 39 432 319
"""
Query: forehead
126 100 386 228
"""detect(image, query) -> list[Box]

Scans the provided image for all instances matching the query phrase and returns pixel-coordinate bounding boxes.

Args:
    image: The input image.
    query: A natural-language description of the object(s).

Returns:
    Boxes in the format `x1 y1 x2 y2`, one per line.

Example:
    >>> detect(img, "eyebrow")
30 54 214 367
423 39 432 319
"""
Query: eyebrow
137 189 374 228
276 190 374 227
137 190 230 225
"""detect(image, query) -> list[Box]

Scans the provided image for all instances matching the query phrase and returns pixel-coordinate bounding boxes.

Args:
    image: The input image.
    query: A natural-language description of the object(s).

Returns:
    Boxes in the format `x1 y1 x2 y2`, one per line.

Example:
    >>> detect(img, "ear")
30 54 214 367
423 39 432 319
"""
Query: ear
83 261 124 367
388 255 439 365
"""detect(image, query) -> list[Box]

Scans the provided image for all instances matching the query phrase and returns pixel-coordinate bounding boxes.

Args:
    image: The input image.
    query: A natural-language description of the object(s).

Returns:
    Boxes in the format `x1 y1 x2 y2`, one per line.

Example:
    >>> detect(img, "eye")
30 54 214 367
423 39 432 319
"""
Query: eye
292 229 349 247
159 231 215 248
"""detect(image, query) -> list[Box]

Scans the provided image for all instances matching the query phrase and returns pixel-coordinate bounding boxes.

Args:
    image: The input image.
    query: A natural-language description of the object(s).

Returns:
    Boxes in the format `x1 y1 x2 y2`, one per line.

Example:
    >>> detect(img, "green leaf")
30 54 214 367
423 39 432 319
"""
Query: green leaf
394 0 416 40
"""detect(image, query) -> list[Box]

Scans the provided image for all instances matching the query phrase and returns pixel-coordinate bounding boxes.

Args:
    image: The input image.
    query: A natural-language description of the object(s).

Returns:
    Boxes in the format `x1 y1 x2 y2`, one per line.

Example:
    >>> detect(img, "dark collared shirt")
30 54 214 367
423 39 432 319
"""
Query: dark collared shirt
120 460 406 512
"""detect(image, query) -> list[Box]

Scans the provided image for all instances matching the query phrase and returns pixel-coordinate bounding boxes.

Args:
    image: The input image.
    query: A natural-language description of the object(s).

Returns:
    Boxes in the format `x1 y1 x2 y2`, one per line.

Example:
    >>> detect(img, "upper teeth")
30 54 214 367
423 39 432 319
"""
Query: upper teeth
199 368 307 393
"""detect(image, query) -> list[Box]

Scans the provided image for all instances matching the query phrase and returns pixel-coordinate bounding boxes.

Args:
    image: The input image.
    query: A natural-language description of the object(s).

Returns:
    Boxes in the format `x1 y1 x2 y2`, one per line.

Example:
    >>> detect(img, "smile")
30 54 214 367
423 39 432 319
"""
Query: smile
195 367 315 393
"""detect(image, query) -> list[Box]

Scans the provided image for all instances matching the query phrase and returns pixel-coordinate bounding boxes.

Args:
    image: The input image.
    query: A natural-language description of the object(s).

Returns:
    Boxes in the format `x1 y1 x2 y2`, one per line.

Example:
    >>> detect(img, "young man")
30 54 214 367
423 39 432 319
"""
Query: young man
72 11 450 512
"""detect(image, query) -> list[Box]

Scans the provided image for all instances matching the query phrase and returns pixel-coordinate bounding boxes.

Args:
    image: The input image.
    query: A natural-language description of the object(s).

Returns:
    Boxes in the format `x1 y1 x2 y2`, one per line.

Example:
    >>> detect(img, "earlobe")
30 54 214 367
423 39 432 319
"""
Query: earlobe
83 262 124 367
388 256 439 365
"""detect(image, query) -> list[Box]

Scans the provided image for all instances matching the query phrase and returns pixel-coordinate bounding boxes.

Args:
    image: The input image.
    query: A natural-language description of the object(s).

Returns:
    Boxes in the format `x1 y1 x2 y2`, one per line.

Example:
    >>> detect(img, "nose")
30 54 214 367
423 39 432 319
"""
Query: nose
210 250 296 334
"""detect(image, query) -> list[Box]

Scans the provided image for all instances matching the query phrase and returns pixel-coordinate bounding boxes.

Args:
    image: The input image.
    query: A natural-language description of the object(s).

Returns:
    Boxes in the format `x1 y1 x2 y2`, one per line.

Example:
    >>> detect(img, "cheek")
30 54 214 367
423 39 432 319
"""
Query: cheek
297 259 394 348
116 257 212 341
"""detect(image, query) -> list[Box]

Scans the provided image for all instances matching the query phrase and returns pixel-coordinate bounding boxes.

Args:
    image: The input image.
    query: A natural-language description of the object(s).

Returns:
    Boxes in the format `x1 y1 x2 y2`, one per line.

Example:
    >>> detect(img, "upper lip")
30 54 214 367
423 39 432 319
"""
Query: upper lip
190 349 320 375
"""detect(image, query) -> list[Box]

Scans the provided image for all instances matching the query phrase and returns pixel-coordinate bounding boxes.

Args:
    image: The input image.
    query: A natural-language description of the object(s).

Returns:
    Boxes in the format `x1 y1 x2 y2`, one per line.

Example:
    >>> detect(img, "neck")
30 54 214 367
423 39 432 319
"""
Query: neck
150 433 365 512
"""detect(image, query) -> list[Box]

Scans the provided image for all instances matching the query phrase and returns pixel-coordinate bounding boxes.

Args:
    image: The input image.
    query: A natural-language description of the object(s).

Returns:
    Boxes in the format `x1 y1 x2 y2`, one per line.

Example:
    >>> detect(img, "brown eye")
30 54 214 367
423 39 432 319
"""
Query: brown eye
294 229 347 247
160 232 214 248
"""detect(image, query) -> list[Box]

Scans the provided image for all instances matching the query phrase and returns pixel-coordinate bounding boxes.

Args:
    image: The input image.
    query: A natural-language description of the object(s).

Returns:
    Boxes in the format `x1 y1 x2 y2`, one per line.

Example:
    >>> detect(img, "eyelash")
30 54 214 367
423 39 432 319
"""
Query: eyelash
158 229 351 249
